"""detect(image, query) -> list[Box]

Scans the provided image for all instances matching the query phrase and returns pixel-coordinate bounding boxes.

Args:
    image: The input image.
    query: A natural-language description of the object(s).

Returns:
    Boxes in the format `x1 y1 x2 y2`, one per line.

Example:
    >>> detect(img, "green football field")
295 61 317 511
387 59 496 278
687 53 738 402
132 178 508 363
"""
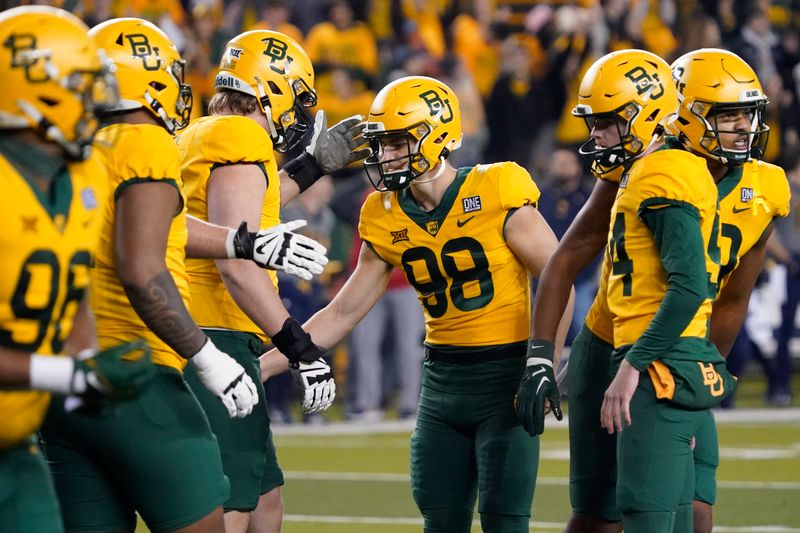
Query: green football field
133 373 800 533
271 411 800 533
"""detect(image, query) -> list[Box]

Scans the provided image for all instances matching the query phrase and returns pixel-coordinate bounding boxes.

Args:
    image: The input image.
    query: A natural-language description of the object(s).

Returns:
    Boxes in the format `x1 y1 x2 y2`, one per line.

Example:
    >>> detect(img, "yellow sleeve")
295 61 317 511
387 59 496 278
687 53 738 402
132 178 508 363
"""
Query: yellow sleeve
103 124 183 206
202 115 275 169
495 161 541 210
760 161 791 218
358 191 384 243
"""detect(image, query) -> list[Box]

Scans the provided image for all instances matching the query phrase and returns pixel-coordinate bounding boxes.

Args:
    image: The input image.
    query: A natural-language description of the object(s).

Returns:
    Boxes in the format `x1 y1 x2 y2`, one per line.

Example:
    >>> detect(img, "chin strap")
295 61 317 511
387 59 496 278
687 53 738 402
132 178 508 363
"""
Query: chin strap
412 156 448 186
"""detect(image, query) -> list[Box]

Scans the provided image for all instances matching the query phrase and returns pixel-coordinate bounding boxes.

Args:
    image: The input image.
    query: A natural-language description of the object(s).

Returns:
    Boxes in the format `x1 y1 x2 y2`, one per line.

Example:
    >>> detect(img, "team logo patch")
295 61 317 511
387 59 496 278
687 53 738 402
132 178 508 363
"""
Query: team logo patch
391 228 409 244
462 196 482 213
81 187 97 210
228 48 243 58
425 220 440 236
740 187 754 203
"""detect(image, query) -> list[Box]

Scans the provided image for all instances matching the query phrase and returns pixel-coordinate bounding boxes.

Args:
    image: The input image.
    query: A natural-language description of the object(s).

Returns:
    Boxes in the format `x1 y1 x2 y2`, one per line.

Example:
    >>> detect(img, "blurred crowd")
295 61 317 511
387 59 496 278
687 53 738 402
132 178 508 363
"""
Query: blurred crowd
9 0 800 418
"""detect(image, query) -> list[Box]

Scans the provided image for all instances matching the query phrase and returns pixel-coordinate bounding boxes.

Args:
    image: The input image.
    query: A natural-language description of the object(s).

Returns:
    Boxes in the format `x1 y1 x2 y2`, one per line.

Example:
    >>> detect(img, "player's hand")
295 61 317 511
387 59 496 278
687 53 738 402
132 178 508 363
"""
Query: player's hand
514 339 563 436
305 110 370 173
271 317 327 365
190 338 258 418
290 357 336 414
231 220 328 281
600 358 640 434
72 340 155 400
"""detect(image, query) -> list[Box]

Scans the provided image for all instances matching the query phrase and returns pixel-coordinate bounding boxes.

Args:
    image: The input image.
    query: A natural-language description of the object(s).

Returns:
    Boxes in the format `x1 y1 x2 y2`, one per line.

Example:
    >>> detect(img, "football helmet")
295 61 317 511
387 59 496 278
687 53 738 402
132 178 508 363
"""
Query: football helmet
89 18 192 134
670 48 768 165
572 49 678 176
0 6 118 160
215 30 316 152
363 76 462 191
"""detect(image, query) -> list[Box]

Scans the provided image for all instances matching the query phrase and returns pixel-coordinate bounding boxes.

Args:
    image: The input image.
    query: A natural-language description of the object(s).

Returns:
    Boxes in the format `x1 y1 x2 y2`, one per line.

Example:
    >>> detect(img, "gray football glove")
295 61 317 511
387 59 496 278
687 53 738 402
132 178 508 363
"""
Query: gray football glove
305 110 371 173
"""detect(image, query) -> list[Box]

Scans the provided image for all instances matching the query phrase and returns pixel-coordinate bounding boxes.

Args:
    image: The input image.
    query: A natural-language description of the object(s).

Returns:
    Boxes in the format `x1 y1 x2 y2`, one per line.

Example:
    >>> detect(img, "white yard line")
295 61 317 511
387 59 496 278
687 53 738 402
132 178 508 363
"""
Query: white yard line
283 514 800 532
283 471 800 490
273 408 800 436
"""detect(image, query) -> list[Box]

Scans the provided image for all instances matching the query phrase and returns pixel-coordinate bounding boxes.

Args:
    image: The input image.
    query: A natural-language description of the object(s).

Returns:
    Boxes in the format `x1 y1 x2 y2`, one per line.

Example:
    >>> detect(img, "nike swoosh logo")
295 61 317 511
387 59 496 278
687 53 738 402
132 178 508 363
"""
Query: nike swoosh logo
536 377 550 395
456 215 475 227
732 206 751 214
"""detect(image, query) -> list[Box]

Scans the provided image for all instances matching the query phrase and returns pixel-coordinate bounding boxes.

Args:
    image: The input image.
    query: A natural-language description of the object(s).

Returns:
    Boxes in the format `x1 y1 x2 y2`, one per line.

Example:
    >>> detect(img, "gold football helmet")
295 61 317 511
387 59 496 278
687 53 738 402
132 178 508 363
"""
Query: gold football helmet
0 6 118 160
89 18 192 134
572 49 678 175
670 48 768 165
363 76 462 191
215 30 316 152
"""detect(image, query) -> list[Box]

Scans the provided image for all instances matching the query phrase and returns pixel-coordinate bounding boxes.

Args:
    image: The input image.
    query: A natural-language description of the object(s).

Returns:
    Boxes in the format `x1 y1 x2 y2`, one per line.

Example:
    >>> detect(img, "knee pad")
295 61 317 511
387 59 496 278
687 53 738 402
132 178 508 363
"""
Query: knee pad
624 511 676 533
480 512 529 533
421 508 473 533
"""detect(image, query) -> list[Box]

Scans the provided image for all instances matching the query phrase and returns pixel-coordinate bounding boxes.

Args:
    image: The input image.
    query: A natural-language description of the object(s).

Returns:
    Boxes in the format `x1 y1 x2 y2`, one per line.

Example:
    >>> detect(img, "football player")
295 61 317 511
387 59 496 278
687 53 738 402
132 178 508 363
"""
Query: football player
260 75 574 533
670 48 790 533
524 49 736 533
0 6 154 532
178 30 366 532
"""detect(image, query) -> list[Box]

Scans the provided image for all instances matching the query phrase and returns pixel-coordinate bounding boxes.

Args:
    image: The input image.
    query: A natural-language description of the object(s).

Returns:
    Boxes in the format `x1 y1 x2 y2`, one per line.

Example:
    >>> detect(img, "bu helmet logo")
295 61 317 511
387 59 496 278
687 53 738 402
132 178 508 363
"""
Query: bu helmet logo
419 89 453 124
624 66 664 100
4 33 48 82
261 37 293 74
125 33 161 71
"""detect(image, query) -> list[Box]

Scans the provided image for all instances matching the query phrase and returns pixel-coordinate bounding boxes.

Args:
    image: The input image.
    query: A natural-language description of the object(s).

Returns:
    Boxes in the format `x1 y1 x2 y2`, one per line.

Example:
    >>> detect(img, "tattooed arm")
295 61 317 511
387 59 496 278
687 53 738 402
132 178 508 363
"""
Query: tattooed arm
114 181 207 357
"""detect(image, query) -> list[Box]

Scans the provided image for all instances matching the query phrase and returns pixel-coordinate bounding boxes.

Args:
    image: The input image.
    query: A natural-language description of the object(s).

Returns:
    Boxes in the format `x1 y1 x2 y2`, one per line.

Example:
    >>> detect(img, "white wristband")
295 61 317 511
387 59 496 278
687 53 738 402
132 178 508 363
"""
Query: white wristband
190 338 218 371
29 354 77 394
526 357 553 368
225 229 237 259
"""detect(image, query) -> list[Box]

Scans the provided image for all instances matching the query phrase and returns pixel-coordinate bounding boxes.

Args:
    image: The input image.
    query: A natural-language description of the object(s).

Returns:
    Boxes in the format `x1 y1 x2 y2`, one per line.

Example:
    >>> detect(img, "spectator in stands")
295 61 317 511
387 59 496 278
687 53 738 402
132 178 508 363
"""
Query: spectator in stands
768 153 800 406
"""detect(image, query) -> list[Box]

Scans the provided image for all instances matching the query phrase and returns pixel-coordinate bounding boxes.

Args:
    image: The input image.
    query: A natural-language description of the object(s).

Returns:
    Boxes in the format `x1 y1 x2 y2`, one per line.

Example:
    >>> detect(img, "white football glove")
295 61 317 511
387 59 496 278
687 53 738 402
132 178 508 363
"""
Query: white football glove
190 339 258 418
290 357 336 414
228 220 328 281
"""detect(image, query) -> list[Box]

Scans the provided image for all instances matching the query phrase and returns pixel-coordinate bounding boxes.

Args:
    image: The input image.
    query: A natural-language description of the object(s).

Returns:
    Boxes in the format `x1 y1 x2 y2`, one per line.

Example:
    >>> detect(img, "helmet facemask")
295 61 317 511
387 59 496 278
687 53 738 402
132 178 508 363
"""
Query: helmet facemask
577 103 649 175
18 48 119 160
261 76 316 153
143 58 192 133
681 99 769 165
364 122 433 191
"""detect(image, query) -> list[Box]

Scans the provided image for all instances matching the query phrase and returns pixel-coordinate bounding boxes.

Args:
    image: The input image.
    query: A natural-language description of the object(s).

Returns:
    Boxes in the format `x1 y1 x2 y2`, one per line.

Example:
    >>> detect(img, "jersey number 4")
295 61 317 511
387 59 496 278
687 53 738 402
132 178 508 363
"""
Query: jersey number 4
401 237 494 318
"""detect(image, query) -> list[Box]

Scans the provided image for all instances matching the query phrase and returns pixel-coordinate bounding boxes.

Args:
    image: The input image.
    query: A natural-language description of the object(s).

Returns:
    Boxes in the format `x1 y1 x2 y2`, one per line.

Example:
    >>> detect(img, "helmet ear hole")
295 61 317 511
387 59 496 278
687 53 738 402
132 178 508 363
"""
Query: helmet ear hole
267 81 283 95
432 132 447 144
644 108 660 122
38 97 59 107
149 81 166 91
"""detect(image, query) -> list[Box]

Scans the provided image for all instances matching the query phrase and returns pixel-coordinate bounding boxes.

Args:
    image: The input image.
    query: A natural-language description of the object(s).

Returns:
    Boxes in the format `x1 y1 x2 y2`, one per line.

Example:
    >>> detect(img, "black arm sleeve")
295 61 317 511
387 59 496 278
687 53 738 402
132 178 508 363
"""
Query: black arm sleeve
624 205 709 370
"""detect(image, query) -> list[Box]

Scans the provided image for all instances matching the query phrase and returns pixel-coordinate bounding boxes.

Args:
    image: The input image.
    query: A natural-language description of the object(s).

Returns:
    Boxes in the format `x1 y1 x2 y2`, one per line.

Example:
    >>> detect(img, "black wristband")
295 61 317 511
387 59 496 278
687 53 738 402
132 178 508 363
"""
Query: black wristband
231 221 256 260
271 317 324 365
526 339 555 361
282 152 324 193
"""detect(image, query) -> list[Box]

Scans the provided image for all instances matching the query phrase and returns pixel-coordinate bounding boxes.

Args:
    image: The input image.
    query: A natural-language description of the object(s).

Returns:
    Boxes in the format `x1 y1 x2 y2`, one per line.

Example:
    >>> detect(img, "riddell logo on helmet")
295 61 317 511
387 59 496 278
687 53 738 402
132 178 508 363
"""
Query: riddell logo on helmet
215 74 241 89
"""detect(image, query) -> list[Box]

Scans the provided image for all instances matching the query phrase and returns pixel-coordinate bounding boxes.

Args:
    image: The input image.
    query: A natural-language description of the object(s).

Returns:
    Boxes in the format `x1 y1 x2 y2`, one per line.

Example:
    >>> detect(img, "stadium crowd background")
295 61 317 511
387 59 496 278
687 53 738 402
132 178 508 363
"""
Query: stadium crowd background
5 0 800 419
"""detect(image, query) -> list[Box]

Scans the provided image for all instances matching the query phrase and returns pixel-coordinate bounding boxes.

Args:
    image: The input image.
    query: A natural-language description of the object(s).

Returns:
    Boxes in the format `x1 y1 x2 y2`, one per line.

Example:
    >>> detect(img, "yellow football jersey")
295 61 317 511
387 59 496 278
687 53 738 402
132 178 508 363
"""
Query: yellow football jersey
605 148 719 348
178 115 279 339
0 153 107 450
90 123 189 371
717 159 790 291
358 162 540 347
